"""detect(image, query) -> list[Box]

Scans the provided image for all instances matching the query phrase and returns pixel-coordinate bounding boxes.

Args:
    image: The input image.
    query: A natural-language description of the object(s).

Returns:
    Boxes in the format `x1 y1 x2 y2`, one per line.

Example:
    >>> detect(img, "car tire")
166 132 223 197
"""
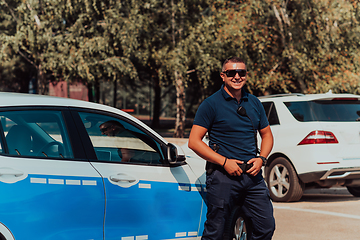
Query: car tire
265 157 304 202
346 186 360 197
223 205 252 240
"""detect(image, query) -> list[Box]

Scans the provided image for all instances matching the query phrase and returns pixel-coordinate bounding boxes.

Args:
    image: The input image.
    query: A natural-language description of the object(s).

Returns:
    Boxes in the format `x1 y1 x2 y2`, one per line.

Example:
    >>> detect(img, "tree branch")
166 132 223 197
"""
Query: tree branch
2 0 19 22
18 50 38 70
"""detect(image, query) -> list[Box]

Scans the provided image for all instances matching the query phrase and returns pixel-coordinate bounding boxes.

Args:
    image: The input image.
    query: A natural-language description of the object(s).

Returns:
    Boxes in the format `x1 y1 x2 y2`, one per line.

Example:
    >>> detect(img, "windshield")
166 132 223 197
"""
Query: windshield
284 99 360 122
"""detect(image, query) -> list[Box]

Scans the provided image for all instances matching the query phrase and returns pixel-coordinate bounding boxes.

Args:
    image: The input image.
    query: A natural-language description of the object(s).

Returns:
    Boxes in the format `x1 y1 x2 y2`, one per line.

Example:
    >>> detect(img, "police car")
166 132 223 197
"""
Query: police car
0 92 248 240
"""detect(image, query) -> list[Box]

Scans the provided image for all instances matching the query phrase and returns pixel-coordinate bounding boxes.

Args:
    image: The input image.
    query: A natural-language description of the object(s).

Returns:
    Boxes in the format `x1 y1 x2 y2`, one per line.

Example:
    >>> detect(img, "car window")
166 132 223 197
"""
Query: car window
284 101 315 121
285 99 360 122
262 102 280 125
1 110 74 158
78 112 164 164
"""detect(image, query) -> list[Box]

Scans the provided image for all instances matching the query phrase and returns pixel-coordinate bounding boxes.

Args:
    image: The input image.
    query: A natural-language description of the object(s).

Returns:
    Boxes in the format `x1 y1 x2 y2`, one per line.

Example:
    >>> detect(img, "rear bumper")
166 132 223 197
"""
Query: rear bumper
320 167 360 180
299 167 360 187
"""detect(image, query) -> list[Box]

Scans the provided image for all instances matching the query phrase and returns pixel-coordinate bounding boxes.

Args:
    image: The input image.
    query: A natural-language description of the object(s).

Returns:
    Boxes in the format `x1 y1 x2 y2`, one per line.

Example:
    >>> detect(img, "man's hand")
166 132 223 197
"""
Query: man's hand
246 157 263 176
224 159 244 176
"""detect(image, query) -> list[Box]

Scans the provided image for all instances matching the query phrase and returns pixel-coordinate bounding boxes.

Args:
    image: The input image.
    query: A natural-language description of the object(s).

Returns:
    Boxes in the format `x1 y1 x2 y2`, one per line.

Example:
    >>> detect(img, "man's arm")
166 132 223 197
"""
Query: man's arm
247 125 273 176
258 125 274 158
188 125 224 165
188 125 243 176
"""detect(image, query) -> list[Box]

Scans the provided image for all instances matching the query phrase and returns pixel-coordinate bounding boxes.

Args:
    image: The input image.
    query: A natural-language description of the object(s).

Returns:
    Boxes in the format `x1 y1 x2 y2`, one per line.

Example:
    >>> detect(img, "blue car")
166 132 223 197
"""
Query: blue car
0 92 249 240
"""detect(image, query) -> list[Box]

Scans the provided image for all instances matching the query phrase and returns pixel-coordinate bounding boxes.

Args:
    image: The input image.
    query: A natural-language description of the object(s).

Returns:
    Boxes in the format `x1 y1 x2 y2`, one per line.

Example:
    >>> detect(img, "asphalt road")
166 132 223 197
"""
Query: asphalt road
272 187 360 240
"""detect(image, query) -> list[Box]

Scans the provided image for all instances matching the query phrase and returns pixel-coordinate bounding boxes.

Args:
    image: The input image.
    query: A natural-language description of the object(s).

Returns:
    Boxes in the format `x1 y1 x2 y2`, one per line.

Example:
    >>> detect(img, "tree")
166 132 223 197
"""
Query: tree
0 0 144 99
135 0 221 137
48 0 144 104
2 0 360 136
211 0 360 95
0 0 54 93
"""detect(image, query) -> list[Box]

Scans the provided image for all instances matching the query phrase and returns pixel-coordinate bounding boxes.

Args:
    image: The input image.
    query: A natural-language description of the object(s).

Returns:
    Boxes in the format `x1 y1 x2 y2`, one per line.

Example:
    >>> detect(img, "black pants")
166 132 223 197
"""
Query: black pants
202 169 275 240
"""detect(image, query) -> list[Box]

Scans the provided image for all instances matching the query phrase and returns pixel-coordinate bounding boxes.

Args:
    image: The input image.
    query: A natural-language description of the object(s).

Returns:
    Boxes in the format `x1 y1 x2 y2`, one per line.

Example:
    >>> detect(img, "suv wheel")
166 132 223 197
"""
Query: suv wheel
346 186 360 197
265 157 304 202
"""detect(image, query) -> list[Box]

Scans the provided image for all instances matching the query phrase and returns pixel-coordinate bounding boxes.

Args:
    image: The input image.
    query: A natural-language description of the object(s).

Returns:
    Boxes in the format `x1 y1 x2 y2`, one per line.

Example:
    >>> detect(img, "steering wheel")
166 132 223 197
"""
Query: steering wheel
37 141 65 158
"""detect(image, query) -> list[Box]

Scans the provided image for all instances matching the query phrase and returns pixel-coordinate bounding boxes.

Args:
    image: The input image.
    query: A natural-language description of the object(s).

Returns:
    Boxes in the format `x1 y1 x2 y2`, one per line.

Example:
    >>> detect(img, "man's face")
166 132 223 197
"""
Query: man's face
220 62 247 92
100 124 114 136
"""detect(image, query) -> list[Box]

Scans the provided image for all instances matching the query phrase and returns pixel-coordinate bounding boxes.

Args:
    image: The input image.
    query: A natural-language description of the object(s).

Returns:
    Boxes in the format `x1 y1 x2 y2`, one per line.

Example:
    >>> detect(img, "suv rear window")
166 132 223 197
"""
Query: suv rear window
284 99 360 122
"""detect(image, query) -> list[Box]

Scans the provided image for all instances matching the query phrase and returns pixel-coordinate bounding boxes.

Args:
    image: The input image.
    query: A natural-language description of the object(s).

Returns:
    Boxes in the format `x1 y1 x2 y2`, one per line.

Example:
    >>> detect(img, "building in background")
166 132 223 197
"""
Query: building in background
49 81 88 101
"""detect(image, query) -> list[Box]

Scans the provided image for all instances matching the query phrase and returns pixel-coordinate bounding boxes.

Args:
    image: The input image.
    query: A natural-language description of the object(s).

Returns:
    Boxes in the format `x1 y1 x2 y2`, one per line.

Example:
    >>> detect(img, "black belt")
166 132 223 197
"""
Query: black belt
206 161 253 175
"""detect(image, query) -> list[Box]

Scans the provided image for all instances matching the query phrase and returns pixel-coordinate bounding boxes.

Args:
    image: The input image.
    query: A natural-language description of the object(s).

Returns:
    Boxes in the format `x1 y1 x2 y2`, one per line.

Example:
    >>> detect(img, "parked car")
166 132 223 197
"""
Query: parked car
260 92 360 202
0 92 248 240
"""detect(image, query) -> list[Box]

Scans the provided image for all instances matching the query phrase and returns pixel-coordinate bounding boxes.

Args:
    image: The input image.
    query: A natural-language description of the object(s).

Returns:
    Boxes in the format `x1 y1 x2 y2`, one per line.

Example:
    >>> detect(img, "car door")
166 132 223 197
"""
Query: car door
0 108 105 240
74 110 204 240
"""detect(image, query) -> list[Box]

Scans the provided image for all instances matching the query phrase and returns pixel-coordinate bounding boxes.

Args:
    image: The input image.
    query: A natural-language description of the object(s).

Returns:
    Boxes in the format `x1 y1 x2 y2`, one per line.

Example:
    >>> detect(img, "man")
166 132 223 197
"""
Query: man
188 57 275 240
99 120 135 162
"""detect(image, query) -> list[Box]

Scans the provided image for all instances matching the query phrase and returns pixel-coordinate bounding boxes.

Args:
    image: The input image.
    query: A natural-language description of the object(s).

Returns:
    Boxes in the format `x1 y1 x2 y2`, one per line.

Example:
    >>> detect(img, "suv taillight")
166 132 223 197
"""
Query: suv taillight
298 131 339 145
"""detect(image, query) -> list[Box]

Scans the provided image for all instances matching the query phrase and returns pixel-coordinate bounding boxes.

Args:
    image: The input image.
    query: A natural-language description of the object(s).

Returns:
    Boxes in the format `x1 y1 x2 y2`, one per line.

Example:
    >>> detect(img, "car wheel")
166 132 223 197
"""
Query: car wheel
265 157 304 202
223 205 252 240
346 186 360 197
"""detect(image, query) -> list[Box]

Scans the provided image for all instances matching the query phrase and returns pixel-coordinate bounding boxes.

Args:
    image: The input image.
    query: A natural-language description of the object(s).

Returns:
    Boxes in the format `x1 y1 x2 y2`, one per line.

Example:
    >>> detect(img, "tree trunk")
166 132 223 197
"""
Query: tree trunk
173 71 185 138
273 4 307 94
152 77 161 128
171 0 186 138
87 82 94 102
113 79 117 108
94 79 100 103
37 64 47 95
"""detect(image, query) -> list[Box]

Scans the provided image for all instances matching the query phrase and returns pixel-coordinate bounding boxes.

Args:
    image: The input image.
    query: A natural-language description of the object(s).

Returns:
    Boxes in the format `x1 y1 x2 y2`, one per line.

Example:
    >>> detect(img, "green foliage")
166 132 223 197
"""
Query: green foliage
1 0 360 109
134 0 219 86
50 0 143 85
213 0 360 95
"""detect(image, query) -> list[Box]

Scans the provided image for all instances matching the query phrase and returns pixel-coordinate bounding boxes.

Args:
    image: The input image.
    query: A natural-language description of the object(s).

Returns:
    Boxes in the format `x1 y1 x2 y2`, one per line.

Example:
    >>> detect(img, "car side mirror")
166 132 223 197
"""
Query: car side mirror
167 143 186 165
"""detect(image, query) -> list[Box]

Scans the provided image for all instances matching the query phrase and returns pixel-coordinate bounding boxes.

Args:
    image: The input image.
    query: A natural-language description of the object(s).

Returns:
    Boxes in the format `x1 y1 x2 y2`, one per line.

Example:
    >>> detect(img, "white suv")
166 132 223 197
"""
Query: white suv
260 92 360 202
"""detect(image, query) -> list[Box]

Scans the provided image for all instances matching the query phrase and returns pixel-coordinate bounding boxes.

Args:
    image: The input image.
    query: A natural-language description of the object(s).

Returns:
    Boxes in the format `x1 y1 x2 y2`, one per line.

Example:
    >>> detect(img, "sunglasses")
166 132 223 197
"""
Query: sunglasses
223 69 247 78
100 126 110 133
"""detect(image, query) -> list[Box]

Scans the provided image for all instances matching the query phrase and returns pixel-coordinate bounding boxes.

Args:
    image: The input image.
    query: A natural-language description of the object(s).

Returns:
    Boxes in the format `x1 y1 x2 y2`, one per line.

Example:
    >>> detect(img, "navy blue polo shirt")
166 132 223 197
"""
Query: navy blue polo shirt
193 85 269 162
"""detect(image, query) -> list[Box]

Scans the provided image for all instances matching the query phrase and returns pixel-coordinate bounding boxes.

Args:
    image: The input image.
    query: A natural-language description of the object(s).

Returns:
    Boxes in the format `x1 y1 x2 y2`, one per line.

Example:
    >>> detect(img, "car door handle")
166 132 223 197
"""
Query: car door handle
110 175 136 183
109 173 139 188
0 168 27 183
0 168 24 177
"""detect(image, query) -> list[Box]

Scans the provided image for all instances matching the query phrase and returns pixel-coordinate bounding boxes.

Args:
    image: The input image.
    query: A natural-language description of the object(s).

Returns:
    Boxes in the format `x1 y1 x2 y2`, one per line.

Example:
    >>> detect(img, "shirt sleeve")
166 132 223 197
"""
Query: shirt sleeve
193 99 215 130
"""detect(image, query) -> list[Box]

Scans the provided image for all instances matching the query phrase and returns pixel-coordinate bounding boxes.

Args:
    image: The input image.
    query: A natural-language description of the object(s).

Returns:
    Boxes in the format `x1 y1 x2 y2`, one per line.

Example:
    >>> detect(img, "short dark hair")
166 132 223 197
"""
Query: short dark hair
222 57 246 71
100 120 125 130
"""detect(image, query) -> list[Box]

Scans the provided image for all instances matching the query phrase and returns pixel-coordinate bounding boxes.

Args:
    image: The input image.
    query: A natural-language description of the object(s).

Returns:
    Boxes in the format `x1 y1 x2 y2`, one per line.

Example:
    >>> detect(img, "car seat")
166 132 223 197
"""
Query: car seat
6 125 33 156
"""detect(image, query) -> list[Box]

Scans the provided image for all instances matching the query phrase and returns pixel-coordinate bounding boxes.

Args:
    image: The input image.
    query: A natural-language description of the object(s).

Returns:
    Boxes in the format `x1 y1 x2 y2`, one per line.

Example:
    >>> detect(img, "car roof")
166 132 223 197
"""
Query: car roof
259 91 360 102
0 92 167 143
0 92 129 115
0 92 104 108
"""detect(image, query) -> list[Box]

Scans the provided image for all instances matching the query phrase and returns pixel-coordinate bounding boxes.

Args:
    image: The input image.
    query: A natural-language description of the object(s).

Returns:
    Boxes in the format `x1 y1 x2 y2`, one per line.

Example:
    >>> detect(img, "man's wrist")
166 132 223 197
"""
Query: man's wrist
222 157 228 167
257 156 267 166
